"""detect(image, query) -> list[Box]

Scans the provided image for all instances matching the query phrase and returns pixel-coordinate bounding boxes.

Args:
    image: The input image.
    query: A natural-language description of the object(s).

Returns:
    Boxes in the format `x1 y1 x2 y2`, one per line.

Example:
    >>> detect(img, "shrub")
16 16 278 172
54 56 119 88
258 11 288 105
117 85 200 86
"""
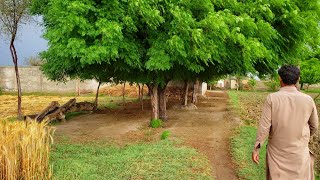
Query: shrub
0 119 54 179
248 78 257 90
24 55 43 66
161 130 171 140
264 79 279 91
150 119 162 128
0 86 2 95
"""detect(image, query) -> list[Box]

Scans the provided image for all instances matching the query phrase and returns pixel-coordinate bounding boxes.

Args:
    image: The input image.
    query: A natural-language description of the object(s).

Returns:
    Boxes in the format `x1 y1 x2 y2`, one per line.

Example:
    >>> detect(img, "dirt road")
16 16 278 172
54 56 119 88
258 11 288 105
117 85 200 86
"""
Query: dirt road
165 91 238 179
55 90 238 179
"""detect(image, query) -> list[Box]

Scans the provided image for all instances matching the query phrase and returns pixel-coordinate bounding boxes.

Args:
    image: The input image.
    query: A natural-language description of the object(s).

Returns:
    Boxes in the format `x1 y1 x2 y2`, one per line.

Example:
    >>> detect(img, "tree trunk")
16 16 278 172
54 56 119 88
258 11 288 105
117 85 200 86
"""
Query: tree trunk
300 83 304 90
192 80 199 104
236 77 242 91
77 80 81 96
148 84 159 119
122 82 126 105
158 85 168 121
138 84 141 100
94 81 101 109
141 84 144 111
147 86 151 96
10 39 22 120
182 80 189 106
236 78 239 91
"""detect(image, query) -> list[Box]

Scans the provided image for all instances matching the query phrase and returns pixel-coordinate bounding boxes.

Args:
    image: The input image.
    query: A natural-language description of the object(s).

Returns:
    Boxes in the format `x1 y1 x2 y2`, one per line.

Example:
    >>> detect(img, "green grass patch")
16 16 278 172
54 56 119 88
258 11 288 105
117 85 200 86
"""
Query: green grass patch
65 111 88 121
228 91 239 107
102 102 119 109
303 89 320 94
49 112 89 125
229 91 267 179
97 96 136 109
51 141 213 180
227 91 240 110
231 126 267 180
161 130 171 140
150 119 162 128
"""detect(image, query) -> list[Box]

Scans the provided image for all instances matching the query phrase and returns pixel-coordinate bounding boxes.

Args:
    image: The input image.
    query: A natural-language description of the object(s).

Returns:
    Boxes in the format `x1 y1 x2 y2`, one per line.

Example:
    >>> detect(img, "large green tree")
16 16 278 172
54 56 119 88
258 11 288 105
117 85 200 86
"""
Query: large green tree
31 0 320 121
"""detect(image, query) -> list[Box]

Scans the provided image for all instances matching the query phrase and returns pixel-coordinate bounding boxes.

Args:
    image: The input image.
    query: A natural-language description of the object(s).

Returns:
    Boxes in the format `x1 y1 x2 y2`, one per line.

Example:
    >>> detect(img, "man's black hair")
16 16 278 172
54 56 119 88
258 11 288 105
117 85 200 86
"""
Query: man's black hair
278 65 300 85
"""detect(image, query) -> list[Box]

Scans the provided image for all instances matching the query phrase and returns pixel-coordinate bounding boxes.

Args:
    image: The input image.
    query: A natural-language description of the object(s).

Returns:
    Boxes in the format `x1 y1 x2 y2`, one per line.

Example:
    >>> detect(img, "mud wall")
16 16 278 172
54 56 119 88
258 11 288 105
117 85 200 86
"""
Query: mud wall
0 66 98 93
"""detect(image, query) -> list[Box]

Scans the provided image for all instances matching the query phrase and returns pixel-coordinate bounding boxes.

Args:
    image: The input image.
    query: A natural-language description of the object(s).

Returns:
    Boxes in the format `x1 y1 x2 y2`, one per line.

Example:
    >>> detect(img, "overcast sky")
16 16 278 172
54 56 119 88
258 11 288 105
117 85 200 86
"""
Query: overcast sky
0 17 47 66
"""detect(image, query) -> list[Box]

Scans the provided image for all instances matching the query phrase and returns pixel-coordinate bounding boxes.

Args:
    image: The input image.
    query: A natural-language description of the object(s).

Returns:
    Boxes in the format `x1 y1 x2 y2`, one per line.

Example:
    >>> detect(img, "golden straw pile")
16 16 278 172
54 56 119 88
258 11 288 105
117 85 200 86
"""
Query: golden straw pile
0 120 55 180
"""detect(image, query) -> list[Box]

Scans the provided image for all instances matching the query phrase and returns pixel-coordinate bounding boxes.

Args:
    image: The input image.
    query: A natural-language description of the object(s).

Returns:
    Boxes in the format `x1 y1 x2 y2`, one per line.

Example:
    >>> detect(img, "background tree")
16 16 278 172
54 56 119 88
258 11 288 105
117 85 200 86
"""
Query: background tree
0 0 31 119
300 58 320 90
248 78 257 90
24 55 43 66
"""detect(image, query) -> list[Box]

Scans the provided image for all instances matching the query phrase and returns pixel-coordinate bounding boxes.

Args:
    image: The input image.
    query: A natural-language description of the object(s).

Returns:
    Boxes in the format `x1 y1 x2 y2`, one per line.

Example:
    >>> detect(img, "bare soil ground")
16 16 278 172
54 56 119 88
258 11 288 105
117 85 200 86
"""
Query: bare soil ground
54 91 239 179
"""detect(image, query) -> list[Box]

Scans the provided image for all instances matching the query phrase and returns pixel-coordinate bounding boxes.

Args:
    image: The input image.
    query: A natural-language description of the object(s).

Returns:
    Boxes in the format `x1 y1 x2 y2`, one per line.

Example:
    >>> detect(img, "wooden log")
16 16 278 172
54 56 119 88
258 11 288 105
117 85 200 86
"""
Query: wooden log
60 98 77 112
35 101 60 122
74 101 95 112
25 99 96 123
24 114 38 121
45 98 77 122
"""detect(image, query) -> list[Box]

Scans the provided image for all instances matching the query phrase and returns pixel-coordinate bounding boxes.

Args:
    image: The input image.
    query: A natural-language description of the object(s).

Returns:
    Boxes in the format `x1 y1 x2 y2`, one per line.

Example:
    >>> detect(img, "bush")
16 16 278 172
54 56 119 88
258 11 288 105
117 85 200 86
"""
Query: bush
24 55 43 66
0 86 2 95
150 119 162 128
248 78 257 90
264 79 279 91
0 120 54 179
161 130 171 140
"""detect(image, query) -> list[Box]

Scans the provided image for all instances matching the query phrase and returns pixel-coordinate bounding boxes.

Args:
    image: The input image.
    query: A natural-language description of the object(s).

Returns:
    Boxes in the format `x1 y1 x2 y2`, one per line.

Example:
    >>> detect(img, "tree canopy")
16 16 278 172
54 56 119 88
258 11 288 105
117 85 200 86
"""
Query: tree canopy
31 0 320 119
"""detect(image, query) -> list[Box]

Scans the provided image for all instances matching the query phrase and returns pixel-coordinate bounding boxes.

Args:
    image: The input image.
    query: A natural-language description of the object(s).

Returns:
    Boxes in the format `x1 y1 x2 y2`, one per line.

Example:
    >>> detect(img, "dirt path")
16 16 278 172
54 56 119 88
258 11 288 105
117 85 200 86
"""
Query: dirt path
54 91 238 179
166 91 238 179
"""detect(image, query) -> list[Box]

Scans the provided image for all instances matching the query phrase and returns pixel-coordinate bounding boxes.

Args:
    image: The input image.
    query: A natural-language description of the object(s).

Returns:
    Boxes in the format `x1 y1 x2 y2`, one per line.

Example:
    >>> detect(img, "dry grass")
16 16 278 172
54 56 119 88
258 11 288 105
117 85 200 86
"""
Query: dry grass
0 95 94 119
0 119 55 180
100 83 148 97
